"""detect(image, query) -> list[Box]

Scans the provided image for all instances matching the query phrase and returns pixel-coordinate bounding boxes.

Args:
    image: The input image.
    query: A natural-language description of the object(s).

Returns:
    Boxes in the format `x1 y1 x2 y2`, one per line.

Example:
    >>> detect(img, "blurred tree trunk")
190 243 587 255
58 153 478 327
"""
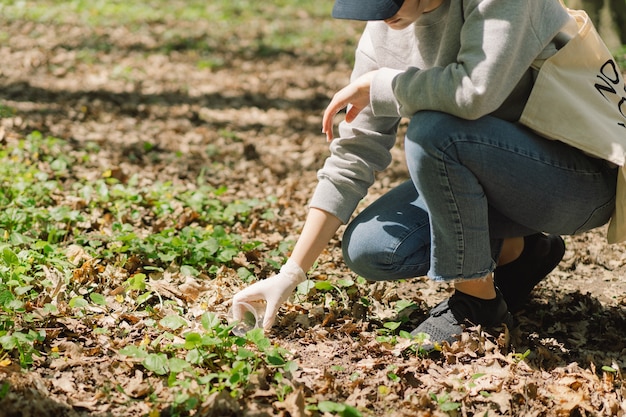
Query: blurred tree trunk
568 0 625 49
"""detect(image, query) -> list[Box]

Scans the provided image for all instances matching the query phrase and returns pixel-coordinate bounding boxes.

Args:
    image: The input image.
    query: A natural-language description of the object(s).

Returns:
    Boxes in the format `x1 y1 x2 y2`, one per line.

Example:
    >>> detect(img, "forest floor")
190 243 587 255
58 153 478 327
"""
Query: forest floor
1 2 626 416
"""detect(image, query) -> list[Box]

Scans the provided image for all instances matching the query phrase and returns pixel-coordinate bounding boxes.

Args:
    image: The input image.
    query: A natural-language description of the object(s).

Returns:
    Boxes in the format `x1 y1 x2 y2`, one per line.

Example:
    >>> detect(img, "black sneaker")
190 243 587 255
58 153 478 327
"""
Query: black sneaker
494 233 565 312
410 289 513 349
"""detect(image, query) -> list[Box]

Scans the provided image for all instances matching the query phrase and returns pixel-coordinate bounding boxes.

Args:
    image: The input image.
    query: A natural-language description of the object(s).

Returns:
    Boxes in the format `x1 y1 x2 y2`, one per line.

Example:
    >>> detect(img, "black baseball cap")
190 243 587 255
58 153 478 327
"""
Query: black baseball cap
332 0 405 21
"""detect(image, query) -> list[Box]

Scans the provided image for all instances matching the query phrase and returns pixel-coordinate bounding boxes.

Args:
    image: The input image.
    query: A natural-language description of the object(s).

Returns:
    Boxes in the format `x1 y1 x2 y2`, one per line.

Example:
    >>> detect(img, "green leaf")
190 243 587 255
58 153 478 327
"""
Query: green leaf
1 248 19 266
267 355 285 366
69 296 88 309
200 335 222 347
318 401 345 413
383 321 401 331
0 382 10 400
50 158 68 172
314 281 334 291
184 332 202 349
201 312 220 331
0 335 17 350
228 371 242 385
180 265 199 276
143 353 169 375
14 285 33 296
126 273 146 291
236 267 254 282
246 328 270 350
168 357 191 373
440 402 461 411
395 299 416 312
336 278 354 288
0 290 16 308
340 405 362 417
160 314 188 331
119 345 148 359
135 292 153 305
236 347 256 360
284 361 298 373
398 330 412 339
602 365 618 373
318 400 362 416
185 349 202 365
89 292 107 306
296 280 315 295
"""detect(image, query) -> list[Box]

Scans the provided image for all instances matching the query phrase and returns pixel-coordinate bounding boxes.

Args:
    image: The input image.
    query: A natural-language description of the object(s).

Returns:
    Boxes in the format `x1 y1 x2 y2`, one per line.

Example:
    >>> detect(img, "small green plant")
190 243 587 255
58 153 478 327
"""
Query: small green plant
312 400 362 417
376 321 402 344
0 104 16 118
512 349 531 363
297 276 356 309
386 365 400 383
0 132 277 376
0 328 46 367
0 381 10 400
602 365 618 374
120 312 297 411
430 391 461 412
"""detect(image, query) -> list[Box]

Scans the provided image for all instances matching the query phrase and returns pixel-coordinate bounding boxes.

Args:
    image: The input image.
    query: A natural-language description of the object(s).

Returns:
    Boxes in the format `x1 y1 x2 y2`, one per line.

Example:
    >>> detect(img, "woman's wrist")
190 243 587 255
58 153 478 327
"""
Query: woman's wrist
280 259 307 284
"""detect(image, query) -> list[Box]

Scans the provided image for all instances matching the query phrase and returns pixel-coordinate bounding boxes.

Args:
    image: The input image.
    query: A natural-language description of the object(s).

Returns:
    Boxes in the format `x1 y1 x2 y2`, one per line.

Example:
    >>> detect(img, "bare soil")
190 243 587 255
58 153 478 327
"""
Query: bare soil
1 12 626 417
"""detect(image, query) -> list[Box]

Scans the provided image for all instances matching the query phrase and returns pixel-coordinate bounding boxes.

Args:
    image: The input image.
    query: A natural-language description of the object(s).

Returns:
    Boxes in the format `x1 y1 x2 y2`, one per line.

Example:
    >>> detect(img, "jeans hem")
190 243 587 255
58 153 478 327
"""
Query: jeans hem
427 262 496 283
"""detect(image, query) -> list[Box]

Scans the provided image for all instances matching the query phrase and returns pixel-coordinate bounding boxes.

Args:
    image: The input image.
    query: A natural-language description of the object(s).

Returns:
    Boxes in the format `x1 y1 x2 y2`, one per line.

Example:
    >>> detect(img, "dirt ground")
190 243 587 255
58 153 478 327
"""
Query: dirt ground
1 11 626 417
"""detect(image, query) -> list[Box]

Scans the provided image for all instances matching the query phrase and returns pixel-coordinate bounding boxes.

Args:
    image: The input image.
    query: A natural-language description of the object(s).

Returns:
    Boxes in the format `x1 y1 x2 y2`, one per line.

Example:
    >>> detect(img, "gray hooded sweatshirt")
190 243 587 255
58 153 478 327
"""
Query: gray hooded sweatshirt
309 0 571 224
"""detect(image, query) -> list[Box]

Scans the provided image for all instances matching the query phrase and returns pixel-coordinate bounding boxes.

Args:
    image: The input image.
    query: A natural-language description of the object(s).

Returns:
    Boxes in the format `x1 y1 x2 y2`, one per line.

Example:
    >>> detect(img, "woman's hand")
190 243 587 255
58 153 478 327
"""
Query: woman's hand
322 70 377 142
232 259 306 330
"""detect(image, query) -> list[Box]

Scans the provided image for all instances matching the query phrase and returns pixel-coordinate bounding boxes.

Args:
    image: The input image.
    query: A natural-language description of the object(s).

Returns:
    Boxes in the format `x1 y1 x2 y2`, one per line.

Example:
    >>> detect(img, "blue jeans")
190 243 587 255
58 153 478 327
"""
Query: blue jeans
342 111 617 282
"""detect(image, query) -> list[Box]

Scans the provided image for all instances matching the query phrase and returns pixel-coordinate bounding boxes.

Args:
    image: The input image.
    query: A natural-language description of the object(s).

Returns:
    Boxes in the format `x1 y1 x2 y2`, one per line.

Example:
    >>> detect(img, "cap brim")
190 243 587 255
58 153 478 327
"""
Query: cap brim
332 0 401 21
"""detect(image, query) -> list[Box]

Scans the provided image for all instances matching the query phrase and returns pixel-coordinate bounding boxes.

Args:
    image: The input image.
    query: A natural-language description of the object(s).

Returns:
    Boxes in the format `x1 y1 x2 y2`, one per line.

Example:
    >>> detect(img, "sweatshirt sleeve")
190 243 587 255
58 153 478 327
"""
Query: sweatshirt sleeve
309 25 401 224
376 0 571 120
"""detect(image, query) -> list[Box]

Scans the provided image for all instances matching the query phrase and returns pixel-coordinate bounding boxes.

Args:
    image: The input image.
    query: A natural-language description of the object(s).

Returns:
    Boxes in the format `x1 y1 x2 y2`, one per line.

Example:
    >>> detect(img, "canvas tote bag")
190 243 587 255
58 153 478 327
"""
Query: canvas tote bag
518 2 626 243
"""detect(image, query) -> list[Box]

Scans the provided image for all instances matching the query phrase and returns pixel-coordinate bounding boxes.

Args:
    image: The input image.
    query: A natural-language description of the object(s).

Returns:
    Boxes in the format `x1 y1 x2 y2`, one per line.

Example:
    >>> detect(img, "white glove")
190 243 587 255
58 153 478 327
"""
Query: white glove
232 259 306 330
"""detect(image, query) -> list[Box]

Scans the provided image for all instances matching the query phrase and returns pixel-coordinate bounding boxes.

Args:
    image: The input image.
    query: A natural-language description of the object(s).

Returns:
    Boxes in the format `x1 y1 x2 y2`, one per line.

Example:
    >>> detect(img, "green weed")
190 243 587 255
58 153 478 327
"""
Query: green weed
0 105 16 118
430 391 461 412
312 400 362 417
120 312 296 412
0 132 279 379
